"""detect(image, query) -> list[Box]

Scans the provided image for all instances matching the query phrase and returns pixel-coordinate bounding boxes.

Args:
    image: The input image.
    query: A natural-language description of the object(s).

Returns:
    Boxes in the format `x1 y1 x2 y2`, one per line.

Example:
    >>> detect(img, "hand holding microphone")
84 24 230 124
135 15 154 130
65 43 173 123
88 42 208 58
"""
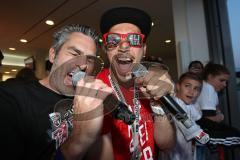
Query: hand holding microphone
132 64 209 144
72 70 135 125
133 64 174 100
72 72 112 134
132 64 191 127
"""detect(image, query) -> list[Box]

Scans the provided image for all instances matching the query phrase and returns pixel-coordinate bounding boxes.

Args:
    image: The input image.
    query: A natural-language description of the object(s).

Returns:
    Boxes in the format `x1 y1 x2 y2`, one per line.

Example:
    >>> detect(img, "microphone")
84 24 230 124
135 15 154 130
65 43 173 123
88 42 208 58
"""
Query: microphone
132 64 191 127
159 94 192 128
132 64 209 144
72 70 135 125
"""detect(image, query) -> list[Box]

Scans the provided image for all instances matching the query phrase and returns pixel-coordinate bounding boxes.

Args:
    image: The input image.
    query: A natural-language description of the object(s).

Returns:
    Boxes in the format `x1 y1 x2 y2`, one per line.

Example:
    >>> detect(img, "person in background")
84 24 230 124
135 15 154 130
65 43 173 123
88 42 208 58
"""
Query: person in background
195 62 240 159
6 67 38 82
24 56 36 70
0 24 112 160
16 67 37 80
45 59 53 76
143 56 168 71
188 61 204 75
0 50 4 81
95 7 175 160
197 62 229 123
0 50 4 66
160 72 203 160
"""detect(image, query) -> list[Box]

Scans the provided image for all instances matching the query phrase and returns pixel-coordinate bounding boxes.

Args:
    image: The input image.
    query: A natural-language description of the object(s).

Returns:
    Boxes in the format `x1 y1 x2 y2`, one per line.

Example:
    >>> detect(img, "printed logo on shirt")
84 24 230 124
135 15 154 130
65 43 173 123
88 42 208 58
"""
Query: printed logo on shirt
48 99 73 149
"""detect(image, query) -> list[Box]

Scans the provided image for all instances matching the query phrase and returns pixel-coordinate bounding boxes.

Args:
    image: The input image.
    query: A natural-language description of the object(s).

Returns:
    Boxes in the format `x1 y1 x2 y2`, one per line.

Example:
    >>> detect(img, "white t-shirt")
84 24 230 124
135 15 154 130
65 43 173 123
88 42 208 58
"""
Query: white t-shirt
196 81 218 111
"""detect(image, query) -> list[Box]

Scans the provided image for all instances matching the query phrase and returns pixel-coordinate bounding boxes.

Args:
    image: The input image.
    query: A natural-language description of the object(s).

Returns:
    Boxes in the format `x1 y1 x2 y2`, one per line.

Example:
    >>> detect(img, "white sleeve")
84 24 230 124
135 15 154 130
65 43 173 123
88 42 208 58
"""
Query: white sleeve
197 82 218 111
189 104 202 121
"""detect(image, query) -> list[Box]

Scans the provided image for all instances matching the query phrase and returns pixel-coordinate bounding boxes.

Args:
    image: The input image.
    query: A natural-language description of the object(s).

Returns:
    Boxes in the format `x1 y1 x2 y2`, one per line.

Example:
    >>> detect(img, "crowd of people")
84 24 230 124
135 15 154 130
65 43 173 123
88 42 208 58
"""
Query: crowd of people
0 6 239 160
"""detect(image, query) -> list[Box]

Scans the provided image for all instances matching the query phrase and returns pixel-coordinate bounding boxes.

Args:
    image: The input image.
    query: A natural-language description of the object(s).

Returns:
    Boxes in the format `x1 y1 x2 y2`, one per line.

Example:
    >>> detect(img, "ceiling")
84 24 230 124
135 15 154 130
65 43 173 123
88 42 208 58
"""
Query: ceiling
0 0 176 76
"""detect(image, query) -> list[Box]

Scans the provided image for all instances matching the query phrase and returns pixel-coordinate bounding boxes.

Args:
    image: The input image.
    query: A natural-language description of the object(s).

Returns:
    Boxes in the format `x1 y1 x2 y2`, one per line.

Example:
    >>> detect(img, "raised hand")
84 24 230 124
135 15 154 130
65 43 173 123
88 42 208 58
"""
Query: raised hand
61 77 112 160
135 67 174 100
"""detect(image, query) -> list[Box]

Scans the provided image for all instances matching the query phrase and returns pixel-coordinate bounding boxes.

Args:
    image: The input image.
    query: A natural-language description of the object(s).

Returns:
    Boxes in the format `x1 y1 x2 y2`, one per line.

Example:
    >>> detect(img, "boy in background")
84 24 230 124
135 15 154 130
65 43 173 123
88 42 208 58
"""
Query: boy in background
160 72 203 160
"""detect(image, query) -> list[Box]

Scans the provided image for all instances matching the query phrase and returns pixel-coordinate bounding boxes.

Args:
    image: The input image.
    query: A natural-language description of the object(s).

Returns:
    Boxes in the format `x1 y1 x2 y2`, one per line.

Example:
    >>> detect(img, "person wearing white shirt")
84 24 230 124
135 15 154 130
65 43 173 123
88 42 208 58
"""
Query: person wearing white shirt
160 72 203 160
196 63 240 146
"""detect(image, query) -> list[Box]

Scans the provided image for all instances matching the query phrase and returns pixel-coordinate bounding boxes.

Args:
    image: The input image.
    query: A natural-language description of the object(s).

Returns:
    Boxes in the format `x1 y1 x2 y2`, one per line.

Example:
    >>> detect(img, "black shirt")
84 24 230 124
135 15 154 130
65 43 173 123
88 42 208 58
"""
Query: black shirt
0 80 68 160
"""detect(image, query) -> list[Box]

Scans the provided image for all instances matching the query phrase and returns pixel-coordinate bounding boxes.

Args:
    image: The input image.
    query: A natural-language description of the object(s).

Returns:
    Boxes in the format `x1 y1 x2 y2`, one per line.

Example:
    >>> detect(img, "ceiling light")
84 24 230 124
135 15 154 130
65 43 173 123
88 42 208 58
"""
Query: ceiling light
151 22 154 27
4 71 10 74
9 48 16 51
165 40 171 43
20 39 28 43
45 20 54 25
97 56 100 58
11 69 18 72
99 39 103 43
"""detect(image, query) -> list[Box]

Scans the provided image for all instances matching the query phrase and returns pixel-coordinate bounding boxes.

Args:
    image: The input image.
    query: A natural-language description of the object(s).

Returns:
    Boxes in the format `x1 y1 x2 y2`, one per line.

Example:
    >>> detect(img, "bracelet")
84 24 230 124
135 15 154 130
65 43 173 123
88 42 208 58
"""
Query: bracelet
151 105 165 116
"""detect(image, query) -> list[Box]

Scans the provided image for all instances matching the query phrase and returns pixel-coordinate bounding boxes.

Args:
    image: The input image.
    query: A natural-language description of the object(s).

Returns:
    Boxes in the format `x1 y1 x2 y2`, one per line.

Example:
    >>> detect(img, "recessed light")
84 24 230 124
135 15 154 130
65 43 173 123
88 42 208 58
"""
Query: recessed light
20 39 28 43
9 48 16 51
99 39 103 43
165 40 171 43
45 20 54 25
151 22 154 27
4 71 10 74
11 69 18 72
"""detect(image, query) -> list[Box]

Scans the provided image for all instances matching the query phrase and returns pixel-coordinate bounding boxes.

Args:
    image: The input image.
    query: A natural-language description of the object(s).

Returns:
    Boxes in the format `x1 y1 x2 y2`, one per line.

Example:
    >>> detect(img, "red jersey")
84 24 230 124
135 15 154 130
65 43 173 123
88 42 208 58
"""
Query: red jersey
97 69 155 160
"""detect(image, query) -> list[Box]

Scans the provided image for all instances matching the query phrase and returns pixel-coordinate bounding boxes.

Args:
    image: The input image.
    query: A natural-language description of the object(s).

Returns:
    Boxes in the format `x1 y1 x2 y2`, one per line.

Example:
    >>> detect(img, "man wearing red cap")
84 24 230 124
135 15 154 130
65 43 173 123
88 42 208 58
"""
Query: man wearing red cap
96 7 175 160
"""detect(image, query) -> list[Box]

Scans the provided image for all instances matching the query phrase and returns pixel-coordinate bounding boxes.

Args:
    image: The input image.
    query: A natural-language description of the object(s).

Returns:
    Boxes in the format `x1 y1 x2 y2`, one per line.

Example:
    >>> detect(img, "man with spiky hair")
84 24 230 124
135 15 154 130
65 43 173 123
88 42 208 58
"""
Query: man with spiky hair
0 24 112 160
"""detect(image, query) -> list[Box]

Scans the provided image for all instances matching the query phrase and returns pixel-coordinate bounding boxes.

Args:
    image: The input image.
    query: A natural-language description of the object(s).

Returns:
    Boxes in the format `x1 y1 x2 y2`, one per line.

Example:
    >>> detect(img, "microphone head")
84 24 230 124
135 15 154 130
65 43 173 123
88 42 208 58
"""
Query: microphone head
132 63 148 78
72 70 86 87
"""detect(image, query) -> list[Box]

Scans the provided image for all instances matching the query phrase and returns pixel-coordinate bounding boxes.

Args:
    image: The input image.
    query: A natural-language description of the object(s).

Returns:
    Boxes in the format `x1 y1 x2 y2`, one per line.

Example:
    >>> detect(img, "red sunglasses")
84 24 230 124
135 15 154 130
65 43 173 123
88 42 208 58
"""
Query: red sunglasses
102 33 145 49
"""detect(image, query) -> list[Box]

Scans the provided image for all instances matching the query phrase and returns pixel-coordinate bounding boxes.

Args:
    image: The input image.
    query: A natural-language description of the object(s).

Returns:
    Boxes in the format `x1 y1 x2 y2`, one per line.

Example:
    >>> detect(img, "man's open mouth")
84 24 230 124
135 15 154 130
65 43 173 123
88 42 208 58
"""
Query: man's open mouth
117 57 133 64
64 67 81 86
114 56 134 75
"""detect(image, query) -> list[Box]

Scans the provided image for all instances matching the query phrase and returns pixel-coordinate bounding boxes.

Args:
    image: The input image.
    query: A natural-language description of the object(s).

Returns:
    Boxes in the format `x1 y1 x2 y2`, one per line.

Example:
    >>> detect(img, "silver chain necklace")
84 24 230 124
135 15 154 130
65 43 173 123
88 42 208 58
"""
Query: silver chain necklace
108 74 142 160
